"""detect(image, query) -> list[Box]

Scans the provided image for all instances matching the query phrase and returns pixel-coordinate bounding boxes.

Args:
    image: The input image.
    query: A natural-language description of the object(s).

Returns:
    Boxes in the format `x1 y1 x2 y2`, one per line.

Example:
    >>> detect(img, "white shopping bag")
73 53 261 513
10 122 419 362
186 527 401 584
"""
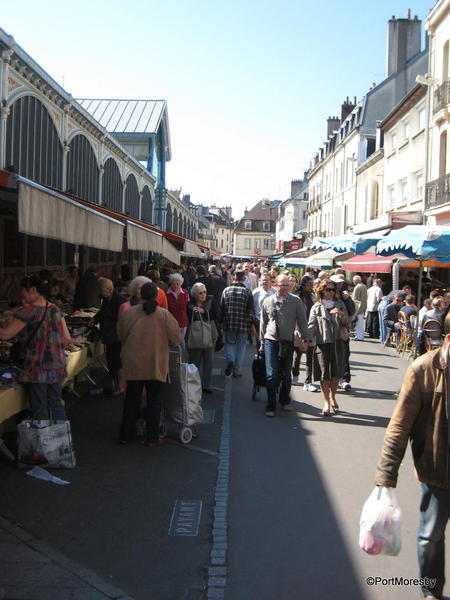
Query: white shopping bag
359 486 401 556
18 420 76 469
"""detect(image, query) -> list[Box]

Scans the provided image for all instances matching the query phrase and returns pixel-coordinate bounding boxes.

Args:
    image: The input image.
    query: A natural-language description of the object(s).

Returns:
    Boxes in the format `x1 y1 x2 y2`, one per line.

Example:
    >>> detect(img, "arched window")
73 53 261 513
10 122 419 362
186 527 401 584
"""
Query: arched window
178 213 183 236
5 95 63 188
141 186 153 224
166 204 173 232
173 209 178 235
187 221 192 240
102 157 122 212
183 216 187 237
66 134 99 203
125 174 139 218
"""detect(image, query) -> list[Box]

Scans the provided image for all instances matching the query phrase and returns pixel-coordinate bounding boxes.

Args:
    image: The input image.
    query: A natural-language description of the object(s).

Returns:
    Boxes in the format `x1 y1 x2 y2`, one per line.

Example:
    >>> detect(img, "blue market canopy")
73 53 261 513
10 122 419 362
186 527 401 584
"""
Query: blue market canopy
375 225 450 261
310 234 383 254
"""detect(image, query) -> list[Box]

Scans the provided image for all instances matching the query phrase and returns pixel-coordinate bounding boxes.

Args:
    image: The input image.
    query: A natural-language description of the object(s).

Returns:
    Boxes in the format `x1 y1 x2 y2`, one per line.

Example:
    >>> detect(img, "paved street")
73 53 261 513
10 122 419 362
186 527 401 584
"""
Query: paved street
227 339 442 600
1 339 449 600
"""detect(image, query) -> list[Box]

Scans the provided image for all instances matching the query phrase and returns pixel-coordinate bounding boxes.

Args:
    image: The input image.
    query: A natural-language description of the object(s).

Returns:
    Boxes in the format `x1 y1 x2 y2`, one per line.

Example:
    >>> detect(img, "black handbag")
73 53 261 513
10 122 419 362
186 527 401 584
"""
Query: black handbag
10 303 48 367
252 352 266 387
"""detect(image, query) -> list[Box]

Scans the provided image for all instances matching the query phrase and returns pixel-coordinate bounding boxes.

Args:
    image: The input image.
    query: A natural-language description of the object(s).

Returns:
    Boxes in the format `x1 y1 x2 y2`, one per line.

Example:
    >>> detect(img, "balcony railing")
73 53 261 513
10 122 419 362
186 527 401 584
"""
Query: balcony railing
425 173 450 211
433 80 450 115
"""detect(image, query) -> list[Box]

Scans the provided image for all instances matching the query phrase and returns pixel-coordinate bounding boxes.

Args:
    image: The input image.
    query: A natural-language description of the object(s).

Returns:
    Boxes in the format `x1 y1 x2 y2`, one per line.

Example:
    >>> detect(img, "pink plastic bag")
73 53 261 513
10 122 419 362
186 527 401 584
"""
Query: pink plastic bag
359 486 401 556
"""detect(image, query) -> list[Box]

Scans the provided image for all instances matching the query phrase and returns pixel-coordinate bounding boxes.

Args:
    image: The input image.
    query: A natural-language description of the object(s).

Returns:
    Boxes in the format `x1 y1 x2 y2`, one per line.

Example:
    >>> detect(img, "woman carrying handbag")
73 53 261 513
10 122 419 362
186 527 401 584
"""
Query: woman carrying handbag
307 279 349 417
187 283 218 394
0 275 71 420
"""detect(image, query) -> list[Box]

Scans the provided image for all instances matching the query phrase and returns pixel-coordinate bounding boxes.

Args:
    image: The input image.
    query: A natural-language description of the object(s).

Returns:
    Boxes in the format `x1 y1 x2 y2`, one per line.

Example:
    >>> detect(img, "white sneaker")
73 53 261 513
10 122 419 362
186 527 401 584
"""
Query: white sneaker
292 375 299 386
304 383 318 392
341 382 351 391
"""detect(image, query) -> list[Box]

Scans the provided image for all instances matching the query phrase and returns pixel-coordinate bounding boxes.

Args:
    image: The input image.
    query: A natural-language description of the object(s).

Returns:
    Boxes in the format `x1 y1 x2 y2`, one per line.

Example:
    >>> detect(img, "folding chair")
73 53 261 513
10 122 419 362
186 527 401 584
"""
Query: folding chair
423 319 443 352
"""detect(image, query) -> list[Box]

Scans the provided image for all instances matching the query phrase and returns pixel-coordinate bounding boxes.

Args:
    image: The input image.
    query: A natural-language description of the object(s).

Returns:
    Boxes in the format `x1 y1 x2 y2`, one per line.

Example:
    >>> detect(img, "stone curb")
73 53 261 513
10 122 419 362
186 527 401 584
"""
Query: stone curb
207 374 232 600
0 515 134 599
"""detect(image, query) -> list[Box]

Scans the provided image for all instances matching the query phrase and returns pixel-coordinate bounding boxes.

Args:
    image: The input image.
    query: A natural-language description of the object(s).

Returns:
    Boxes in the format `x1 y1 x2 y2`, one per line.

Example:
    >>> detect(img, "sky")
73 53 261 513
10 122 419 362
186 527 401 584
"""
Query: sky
1 0 434 218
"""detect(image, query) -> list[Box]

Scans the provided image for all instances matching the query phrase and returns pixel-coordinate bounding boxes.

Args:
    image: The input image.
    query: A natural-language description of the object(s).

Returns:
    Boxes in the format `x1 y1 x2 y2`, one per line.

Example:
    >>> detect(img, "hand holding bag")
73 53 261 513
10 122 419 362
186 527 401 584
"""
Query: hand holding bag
359 486 401 556
187 309 213 350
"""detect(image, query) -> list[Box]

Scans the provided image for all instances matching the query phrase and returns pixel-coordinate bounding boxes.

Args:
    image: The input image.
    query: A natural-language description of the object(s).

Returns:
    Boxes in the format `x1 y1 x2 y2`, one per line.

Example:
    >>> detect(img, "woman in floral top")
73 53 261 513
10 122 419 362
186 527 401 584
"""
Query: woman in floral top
0 275 71 420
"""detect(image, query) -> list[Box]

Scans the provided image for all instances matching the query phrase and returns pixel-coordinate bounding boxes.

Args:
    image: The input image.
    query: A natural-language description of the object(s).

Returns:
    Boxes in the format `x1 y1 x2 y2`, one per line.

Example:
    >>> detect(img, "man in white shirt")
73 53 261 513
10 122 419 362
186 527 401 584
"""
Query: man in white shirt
366 278 383 339
253 274 276 348
352 275 368 341
243 263 258 291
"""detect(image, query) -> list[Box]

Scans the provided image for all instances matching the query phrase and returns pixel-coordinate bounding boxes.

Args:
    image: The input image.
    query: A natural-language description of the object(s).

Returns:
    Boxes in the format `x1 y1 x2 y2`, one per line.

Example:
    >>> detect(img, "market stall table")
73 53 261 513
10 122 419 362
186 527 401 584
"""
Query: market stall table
0 340 105 438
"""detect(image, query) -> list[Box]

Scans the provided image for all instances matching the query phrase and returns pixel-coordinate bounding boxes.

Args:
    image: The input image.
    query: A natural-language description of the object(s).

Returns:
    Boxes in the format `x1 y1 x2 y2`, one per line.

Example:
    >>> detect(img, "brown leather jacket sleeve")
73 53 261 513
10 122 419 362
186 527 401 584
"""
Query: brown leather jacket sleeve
375 363 423 487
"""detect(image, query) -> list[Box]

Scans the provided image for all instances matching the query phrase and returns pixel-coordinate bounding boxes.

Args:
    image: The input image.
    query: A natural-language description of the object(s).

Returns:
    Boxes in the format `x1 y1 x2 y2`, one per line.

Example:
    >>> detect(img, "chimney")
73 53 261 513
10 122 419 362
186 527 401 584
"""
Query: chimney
341 97 356 122
182 193 190 204
327 115 340 138
386 13 421 77
291 179 302 197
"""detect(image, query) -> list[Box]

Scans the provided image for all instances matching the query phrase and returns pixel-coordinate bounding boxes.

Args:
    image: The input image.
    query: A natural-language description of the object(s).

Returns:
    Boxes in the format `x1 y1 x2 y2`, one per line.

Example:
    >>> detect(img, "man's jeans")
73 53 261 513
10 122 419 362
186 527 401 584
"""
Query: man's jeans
378 299 389 344
224 331 247 374
264 339 294 411
417 483 450 599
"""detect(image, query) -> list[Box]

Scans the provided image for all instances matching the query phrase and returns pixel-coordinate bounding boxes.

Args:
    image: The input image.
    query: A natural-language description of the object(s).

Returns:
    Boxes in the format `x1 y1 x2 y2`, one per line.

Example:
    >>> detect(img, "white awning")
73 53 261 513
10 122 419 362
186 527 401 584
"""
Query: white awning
162 238 180 265
18 178 124 252
303 249 354 267
183 239 204 258
126 221 163 253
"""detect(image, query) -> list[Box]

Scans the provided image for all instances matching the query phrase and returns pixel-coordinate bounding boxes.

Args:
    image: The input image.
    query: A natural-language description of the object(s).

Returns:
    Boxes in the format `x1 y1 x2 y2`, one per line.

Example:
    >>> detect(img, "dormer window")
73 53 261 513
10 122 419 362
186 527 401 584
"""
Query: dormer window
244 220 252 230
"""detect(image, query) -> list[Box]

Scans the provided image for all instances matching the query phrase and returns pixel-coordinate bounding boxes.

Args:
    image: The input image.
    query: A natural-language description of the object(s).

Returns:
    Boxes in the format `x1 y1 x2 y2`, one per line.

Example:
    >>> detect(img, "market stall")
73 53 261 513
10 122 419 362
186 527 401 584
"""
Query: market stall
0 312 105 432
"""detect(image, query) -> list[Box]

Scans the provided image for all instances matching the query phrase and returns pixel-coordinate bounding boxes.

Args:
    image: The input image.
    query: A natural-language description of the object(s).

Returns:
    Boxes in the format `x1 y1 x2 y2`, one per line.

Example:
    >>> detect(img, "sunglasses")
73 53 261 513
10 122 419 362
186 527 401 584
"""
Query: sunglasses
325 287 336 292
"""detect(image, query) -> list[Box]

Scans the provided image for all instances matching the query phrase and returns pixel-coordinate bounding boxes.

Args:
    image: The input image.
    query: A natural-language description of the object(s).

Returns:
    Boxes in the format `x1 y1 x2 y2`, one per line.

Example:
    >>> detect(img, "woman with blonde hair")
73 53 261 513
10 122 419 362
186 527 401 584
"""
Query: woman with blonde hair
308 279 349 416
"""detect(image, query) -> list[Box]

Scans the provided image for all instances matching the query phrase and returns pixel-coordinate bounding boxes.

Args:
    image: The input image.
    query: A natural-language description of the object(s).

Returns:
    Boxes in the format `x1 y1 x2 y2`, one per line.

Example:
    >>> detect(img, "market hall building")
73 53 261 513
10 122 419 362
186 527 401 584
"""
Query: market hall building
0 28 203 302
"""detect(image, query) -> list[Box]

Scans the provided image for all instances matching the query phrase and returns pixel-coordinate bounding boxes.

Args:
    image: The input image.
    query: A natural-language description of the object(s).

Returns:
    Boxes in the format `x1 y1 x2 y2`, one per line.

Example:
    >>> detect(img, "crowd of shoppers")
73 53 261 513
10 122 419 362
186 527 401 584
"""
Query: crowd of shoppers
2 256 450 446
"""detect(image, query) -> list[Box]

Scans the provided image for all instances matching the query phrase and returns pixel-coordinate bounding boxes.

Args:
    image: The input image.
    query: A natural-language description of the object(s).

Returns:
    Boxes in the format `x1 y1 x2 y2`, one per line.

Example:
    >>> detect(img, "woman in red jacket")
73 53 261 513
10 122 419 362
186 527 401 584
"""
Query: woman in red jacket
165 273 189 355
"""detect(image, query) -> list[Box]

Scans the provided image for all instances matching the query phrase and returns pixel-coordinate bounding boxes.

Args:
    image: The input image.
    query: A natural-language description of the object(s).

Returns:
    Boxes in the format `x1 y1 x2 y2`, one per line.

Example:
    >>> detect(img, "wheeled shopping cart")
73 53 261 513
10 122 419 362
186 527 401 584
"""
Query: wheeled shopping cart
160 347 204 444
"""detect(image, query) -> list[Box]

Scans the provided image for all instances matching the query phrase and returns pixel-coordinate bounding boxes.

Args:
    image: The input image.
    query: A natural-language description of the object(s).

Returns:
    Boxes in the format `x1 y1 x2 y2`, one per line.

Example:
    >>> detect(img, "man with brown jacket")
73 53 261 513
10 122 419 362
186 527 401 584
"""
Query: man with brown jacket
375 315 450 599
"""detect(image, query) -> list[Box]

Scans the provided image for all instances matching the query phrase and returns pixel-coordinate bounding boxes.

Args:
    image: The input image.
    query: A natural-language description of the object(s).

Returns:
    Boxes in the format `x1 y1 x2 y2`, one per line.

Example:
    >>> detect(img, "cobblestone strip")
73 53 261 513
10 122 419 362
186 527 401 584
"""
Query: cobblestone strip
207 375 232 600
